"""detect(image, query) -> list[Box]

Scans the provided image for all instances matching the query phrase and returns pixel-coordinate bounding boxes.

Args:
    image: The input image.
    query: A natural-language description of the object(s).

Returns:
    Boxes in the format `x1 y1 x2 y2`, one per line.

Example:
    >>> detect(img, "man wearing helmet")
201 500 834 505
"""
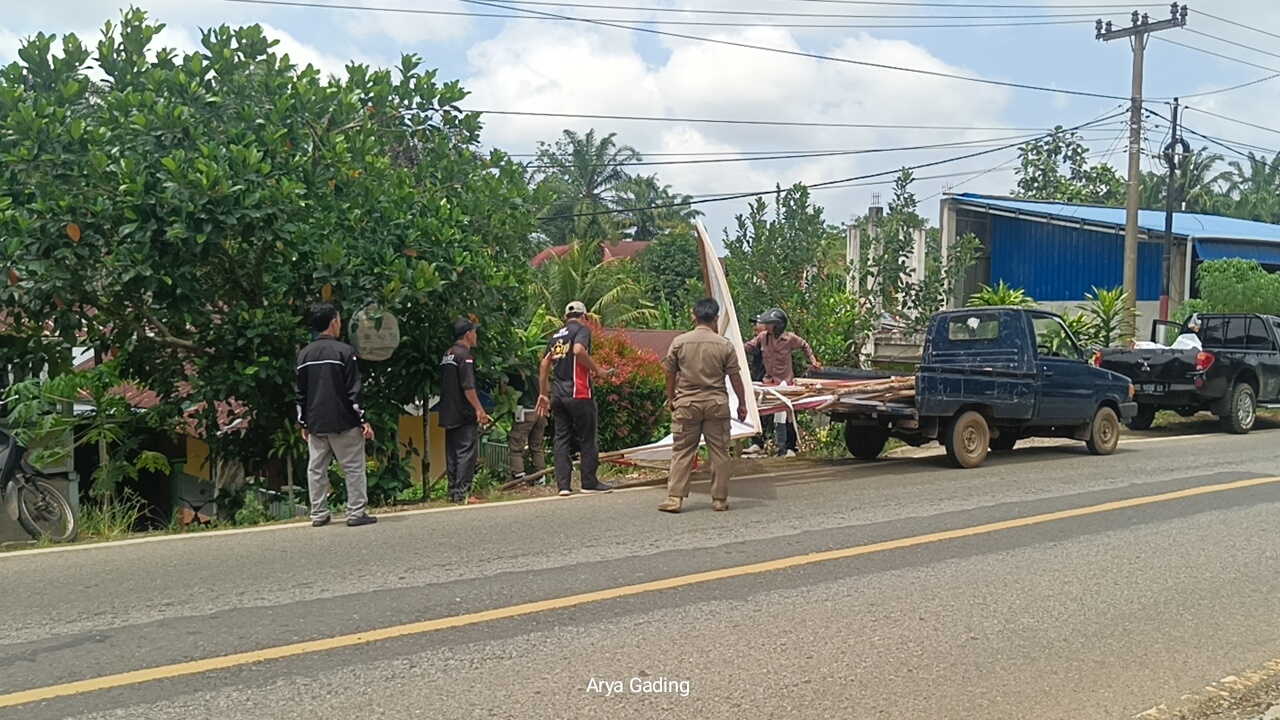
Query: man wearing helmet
744 308 821 457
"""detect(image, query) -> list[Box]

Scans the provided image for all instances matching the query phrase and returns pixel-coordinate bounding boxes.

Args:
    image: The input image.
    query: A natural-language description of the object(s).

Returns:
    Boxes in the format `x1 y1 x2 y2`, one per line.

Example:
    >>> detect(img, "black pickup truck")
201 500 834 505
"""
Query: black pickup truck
816 307 1136 469
1096 313 1280 433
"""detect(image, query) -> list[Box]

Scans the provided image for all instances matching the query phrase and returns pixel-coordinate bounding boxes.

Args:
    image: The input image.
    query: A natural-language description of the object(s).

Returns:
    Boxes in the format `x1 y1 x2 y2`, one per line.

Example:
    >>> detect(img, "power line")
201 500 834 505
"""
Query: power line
1177 72 1280 100
1153 36 1280 76
471 1 1120 20
1148 107 1280 162
223 0 1129 100
471 108 1125 132
1184 28 1280 64
1196 8 1280 44
521 130 1125 168
543 110 1126 218
217 0 1096 29
1182 106 1280 139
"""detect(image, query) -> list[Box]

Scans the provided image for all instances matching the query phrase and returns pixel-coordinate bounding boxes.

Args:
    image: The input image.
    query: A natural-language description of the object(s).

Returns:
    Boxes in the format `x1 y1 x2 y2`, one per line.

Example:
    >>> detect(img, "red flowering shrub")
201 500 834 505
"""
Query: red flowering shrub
586 321 669 452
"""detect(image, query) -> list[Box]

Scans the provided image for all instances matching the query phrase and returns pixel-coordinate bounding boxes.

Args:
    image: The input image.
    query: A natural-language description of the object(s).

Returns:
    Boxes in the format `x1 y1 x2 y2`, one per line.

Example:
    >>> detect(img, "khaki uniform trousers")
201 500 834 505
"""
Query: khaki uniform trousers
667 400 732 501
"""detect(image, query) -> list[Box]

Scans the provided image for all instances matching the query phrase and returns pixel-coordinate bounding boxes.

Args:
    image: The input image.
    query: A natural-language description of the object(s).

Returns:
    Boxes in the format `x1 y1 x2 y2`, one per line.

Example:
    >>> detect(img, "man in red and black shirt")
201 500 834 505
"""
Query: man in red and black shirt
536 301 613 496
440 317 490 503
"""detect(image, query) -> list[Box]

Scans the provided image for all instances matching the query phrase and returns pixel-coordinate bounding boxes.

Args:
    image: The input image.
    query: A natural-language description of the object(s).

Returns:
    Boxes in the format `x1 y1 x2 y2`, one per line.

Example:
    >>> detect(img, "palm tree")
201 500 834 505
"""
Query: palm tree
612 174 702 242
1140 148 1228 214
1223 151 1280 223
533 238 658 327
532 129 641 245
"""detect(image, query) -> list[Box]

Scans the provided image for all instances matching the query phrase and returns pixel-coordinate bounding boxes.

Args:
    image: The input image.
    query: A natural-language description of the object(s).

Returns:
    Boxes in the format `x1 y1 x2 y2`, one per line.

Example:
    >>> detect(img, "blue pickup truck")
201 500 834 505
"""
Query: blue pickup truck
827 307 1138 468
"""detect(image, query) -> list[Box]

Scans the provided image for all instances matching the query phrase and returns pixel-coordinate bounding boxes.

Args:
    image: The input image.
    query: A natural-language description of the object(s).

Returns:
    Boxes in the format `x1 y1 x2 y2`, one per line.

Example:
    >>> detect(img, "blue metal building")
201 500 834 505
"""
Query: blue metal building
939 193 1280 321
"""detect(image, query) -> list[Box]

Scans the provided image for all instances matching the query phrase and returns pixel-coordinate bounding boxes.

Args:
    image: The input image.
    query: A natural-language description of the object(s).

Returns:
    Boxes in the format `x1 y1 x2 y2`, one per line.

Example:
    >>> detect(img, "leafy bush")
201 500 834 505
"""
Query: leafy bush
585 322 669 452
967 281 1036 308
1196 259 1280 315
80 489 148 540
1078 286 1135 347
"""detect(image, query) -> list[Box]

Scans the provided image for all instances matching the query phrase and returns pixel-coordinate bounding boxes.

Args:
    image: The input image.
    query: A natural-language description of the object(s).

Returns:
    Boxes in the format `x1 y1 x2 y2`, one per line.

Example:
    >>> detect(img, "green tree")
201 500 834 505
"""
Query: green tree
532 239 657 327
723 183 845 338
1012 127 1125 205
1139 147 1227 214
532 129 640 245
1222 151 1280 223
612 174 700 242
634 230 703 321
0 12 541 500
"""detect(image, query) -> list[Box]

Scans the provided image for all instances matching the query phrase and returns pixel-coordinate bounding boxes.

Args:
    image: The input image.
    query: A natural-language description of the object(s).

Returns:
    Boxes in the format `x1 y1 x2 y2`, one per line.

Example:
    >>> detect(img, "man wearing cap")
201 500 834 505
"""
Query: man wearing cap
535 301 614 496
659 297 748 514
440 317 490 503
745 308 821 457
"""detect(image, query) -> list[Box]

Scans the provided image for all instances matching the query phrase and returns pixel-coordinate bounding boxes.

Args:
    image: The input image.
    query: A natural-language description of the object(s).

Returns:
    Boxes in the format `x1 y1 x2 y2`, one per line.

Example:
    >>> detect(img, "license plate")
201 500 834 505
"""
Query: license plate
1136 383 1170 394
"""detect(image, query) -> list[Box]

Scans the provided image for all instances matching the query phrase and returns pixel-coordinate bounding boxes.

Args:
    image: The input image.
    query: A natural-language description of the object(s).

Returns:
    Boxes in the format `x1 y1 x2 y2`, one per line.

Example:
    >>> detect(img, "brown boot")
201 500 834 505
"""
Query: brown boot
712 499 729 512
658 497 683 513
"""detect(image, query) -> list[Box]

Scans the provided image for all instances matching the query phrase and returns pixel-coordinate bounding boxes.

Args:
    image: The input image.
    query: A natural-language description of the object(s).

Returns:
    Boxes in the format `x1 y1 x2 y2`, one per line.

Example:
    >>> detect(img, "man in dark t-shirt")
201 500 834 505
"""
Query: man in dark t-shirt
440 317 490 503
535 301 613 496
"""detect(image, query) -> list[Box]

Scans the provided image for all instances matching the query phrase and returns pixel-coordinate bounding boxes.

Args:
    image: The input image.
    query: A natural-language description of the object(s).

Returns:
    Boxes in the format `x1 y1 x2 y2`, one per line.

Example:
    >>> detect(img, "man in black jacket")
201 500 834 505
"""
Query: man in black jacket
439 317 490 503
295 302 377 527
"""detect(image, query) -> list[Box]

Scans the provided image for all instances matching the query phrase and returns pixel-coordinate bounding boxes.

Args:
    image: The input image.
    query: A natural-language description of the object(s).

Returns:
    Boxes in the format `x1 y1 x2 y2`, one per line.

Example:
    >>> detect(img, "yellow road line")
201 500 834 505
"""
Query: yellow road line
3 474 1277 709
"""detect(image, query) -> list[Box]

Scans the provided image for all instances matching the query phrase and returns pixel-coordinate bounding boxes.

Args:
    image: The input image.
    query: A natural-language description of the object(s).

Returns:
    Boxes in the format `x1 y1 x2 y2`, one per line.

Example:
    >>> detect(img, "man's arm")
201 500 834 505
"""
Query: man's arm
665 368 678 411
344 351 375 440
744 333 762 352
295 363 309 440
535 354 553 417
794 334 822 370
461 353 489 426
729 373 748 422
573 344 609 376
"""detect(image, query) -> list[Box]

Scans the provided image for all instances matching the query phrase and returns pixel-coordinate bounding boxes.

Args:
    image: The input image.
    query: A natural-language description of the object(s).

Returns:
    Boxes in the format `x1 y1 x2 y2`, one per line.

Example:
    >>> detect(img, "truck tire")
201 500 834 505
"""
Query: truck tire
1086 406 1120 455
1125 404 1156 431
989 435 1017 452
944 411 989 469
1220 382 1256 434
844 424 889 460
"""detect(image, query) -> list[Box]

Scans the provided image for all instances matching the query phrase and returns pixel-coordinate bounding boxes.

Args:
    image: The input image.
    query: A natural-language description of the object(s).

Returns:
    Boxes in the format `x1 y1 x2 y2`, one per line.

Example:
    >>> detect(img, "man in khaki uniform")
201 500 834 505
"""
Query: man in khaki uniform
659 298 749 513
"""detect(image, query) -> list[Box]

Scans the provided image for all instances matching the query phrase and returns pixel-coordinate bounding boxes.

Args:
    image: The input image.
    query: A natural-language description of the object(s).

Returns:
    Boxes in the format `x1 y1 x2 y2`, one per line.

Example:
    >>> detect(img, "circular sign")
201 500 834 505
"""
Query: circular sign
350 306 401 361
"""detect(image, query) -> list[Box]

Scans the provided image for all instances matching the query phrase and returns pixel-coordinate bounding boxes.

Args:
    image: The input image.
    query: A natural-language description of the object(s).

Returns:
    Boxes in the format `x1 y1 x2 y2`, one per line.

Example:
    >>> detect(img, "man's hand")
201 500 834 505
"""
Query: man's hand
737 404 748 422
300 428 310 441
476 409 491 427
667 398 676 413
535 394 551 418
361 423 375 441
597 367 616 378
811 360 824 371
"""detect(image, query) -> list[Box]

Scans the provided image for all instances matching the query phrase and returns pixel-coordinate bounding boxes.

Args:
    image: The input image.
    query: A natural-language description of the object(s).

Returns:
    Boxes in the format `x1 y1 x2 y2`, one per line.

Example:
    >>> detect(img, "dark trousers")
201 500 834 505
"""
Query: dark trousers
445 424 478 501
752 416 796 454
551 396 600 492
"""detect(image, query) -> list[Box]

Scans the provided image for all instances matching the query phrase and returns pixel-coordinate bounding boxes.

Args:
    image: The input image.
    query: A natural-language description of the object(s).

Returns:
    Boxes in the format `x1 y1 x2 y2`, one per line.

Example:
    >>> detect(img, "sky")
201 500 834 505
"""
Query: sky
2 1 1279 242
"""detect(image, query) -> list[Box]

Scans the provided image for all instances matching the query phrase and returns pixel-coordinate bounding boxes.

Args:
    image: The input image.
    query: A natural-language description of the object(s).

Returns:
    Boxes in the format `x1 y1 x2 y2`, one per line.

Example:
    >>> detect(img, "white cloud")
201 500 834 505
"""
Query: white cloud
463 23 1016 235
343 0 472 44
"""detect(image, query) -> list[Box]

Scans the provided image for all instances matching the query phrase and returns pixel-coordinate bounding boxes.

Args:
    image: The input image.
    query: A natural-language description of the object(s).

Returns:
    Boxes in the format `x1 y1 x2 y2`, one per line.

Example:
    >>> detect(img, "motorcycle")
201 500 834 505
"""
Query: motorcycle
1 429 78 543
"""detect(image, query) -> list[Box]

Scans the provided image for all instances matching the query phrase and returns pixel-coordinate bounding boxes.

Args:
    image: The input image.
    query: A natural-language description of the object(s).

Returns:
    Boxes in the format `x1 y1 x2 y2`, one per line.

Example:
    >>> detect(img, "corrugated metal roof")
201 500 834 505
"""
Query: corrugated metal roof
955 193 1280 243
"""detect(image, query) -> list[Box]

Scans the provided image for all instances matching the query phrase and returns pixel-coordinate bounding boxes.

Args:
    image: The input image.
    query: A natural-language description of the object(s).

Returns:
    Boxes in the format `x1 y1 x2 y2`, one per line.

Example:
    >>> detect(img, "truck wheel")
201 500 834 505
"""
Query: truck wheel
944 411 989 468
989 435 1017 452
844 424 889 460
1125 404 1156 431
1220 383 1256 434
1086 406 1120 455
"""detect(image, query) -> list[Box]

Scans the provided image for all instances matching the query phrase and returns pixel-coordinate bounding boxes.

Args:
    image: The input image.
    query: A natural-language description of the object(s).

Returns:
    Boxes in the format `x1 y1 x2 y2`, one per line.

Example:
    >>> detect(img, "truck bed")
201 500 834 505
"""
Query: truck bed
1098 347 1199 398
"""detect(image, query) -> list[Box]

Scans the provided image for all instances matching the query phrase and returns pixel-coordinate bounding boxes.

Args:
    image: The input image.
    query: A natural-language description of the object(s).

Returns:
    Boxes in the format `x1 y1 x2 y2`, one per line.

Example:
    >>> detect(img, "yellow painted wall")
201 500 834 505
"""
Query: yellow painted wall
398 415 426 486
186 436 211 481
427 412 446 483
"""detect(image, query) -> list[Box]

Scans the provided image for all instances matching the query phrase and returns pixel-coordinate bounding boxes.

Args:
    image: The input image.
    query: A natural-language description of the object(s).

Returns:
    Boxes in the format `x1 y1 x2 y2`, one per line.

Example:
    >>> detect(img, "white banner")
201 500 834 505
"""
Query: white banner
625 220 761 461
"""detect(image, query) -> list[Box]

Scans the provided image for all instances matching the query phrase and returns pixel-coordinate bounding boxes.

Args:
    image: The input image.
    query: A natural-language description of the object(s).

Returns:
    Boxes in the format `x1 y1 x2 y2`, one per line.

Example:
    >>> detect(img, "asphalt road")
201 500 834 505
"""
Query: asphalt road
2 427 1279 719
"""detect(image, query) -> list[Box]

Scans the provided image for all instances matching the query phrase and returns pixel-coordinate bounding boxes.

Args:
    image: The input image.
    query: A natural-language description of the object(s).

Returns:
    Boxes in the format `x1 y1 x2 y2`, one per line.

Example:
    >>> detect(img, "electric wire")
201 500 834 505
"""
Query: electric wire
222 0 1129 100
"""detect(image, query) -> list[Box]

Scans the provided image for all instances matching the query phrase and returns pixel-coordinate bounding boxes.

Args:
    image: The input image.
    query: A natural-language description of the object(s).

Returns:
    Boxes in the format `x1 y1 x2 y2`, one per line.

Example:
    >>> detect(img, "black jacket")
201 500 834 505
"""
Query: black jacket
295 336 367 435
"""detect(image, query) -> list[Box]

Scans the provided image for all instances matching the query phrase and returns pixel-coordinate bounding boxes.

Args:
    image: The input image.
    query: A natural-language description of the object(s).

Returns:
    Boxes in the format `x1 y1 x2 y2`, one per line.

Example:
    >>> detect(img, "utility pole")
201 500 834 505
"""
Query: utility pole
1160 98 1190 320
1096 3 1188 323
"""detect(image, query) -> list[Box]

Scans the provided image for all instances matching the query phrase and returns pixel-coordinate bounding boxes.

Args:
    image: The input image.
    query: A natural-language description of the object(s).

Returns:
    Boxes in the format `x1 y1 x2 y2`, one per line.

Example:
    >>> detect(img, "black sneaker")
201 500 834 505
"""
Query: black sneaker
580 483 614 493
347 514 378 527
312 516 331 528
